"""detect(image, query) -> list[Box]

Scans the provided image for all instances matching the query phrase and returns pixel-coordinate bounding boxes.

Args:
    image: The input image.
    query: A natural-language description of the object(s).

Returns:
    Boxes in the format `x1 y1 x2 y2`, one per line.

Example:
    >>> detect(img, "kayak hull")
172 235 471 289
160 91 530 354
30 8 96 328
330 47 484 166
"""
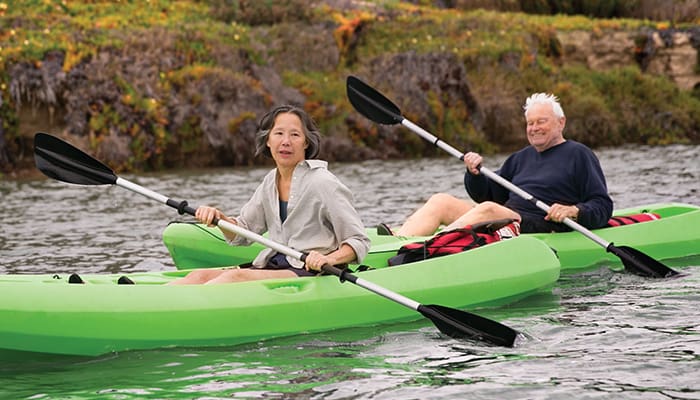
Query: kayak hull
0 236 559 357
163 203 700 272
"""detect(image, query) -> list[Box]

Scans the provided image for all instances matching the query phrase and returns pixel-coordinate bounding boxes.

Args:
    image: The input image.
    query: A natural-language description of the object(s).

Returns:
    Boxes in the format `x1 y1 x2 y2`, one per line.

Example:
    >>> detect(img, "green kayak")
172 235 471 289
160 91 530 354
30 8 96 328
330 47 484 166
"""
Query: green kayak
163 203 700 272
0 235 558 358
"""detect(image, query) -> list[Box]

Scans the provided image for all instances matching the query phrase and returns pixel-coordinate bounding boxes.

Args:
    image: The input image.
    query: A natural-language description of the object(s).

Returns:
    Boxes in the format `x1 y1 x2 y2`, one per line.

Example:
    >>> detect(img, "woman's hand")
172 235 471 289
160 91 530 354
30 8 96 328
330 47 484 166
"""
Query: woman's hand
195 206 226 227
196 206 238 241
304 250 332 272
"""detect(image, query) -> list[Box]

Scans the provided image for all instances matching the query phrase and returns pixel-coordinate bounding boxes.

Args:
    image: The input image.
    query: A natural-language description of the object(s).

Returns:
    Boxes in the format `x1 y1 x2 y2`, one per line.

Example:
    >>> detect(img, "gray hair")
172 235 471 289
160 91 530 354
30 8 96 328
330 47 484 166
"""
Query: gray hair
254 105 321 159
523 93 565 118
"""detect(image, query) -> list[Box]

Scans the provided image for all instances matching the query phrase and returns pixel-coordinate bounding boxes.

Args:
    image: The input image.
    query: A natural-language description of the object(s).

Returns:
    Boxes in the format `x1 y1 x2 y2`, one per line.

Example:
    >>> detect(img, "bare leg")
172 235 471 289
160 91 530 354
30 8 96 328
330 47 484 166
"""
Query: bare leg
397 193 474 236
167 268 297 285
168 268 232 285
205 268 297 284
443 201 521 231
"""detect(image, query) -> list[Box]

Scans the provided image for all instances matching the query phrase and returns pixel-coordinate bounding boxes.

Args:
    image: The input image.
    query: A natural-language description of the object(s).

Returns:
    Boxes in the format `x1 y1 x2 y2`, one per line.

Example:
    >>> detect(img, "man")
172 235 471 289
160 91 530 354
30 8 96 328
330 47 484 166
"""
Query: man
389 93 613 236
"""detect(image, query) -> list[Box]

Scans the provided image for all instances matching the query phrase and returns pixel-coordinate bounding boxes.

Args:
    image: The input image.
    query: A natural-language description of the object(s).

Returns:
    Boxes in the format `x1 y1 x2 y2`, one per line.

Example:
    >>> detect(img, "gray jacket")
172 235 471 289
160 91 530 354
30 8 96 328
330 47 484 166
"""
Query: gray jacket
230 159 370 269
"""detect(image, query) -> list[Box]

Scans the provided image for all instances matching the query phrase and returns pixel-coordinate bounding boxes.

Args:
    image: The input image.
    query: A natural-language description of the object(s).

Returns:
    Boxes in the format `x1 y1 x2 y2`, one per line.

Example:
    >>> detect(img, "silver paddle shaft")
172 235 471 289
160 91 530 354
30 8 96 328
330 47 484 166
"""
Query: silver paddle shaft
400 119 610 249
116 177 423 310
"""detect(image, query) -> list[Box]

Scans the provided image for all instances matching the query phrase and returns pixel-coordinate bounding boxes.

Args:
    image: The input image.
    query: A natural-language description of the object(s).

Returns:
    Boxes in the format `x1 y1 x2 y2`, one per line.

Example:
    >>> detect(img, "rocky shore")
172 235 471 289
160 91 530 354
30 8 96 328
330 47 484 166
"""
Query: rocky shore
1 1 698 178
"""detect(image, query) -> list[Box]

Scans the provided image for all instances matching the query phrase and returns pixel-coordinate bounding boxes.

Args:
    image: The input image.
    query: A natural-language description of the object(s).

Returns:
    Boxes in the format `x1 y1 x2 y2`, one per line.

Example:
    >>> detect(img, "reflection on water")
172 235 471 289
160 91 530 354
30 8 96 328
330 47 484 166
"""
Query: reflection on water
0 144 699 399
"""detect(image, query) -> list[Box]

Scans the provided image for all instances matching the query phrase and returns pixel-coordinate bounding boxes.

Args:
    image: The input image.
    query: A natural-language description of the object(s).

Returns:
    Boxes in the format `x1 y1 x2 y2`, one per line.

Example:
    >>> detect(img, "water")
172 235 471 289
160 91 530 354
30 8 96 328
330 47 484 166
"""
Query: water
1 144 699 399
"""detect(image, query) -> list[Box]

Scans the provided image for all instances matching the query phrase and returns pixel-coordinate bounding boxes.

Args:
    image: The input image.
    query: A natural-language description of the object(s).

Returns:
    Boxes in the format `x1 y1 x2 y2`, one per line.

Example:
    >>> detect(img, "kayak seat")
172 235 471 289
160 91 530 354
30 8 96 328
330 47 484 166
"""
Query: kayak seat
606 212 660 227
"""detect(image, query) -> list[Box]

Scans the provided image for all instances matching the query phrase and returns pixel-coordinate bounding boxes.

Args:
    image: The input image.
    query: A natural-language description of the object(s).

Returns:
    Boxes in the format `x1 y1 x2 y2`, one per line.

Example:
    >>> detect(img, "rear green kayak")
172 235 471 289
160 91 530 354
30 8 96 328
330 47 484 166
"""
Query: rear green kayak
163 203 700 272
0 236 558 358
531 203 700 270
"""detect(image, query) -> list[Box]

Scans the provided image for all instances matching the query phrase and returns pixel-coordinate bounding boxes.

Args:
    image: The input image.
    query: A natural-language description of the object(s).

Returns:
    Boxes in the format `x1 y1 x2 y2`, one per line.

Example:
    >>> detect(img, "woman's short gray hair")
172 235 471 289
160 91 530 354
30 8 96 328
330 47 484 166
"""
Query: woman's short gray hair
523 93 565 118
254 105 321 159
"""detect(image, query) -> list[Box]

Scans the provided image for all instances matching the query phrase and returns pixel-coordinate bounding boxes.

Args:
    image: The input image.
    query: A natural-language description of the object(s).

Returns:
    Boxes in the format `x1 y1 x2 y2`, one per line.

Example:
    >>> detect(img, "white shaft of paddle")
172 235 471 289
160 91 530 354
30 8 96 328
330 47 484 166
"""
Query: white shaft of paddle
116 177 305 258
348 277 422 310
400 119 611 249
117 177 170 203
216 219 306 260
220 218 422 310
117 176 423 309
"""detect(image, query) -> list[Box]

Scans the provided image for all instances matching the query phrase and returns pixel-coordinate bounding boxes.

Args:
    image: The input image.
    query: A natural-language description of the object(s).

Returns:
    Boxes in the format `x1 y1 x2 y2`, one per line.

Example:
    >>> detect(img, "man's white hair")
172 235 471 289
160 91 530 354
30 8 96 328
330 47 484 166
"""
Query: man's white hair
523 93 565 118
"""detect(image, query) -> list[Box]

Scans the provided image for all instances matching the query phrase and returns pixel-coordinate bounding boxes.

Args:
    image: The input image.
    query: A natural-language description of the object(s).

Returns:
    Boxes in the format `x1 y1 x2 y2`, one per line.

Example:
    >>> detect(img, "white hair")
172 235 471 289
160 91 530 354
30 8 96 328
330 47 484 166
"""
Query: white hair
523 93 565 118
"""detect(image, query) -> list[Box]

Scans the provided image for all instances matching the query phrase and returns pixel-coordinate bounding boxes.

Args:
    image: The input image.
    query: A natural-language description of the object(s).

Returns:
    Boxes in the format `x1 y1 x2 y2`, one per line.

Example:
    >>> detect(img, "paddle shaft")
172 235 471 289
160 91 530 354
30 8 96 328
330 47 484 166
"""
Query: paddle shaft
126 176 520 344
346 76 611 249
401 119 610 248
117 176 426 310
121 176 522 344
35 131 519 346
345 75 675 277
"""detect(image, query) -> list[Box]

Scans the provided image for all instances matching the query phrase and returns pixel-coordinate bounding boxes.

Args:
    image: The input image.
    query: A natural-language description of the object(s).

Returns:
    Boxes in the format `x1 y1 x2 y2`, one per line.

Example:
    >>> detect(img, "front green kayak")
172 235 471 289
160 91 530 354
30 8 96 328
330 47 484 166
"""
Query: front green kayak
0 236 558 358
163 203 700 272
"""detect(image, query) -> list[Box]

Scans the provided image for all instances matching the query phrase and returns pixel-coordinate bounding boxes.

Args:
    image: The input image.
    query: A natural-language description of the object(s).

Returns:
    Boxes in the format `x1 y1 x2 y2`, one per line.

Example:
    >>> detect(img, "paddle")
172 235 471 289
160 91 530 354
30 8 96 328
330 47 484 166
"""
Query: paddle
34 132 519 347
346 75 679 279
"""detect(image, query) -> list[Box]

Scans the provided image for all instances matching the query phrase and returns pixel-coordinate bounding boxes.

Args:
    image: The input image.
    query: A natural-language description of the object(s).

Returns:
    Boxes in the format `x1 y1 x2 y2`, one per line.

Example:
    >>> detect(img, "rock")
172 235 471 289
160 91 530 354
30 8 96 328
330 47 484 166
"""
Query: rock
558 29 700 90
646 31 700 91
558 30 637 69
352 51 487 156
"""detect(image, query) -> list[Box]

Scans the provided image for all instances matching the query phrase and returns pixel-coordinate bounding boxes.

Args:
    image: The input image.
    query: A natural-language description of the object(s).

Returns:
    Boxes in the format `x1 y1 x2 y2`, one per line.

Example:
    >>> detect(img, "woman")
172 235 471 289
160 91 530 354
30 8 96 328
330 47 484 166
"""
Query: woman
170 105 370 284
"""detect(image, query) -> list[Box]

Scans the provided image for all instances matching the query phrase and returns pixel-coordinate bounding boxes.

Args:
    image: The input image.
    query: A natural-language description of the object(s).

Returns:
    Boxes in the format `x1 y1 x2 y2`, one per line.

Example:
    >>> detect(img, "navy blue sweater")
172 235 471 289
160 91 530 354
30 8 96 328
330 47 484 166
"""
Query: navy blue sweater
464 140 613 229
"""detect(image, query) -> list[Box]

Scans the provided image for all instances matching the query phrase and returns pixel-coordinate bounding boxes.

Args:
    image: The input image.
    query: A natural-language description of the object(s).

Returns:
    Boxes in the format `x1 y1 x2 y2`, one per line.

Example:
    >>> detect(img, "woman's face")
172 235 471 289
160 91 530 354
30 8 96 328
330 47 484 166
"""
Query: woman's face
266 112 308 168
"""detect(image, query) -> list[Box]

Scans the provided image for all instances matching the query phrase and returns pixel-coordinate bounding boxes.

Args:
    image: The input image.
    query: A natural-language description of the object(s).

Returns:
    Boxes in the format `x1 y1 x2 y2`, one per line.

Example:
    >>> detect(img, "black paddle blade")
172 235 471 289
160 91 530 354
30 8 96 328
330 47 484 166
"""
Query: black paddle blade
34 133 117 186
346 76 404 125
418 304 518 347
607 244 679 278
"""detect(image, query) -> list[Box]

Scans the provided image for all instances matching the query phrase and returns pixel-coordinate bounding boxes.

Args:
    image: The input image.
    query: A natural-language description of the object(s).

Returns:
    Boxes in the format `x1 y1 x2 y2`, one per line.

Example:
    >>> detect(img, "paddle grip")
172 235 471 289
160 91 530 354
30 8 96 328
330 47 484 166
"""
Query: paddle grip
322 264 357 283
166 199 197 216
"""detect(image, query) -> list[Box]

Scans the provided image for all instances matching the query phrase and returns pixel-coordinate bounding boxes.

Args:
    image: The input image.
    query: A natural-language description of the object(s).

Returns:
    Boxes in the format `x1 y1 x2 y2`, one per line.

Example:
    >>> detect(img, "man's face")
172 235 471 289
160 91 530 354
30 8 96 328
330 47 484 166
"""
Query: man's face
525 103 566 152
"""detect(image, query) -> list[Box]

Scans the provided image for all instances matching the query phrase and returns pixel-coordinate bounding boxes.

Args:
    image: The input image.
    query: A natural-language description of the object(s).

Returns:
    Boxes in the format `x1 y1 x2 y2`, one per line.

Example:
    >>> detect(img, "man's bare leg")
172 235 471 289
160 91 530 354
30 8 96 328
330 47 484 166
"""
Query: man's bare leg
397 193 474 236
443 201 521 231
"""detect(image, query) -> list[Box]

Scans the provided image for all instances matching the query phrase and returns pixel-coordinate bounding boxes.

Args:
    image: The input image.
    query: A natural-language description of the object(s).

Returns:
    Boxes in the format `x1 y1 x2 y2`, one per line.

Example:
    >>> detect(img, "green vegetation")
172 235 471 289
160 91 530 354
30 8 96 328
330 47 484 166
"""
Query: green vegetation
1 0 698 174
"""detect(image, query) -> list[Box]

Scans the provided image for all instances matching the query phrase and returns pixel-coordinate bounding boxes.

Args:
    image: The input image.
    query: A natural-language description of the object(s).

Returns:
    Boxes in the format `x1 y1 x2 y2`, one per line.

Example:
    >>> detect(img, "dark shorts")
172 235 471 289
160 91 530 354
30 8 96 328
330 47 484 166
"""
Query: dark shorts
519 215 573 233
263 253 318 277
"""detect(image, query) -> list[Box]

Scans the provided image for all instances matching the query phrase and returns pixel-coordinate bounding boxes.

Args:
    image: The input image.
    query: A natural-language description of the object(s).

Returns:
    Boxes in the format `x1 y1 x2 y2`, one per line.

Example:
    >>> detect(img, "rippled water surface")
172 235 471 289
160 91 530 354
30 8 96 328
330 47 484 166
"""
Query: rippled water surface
1 144 699 399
